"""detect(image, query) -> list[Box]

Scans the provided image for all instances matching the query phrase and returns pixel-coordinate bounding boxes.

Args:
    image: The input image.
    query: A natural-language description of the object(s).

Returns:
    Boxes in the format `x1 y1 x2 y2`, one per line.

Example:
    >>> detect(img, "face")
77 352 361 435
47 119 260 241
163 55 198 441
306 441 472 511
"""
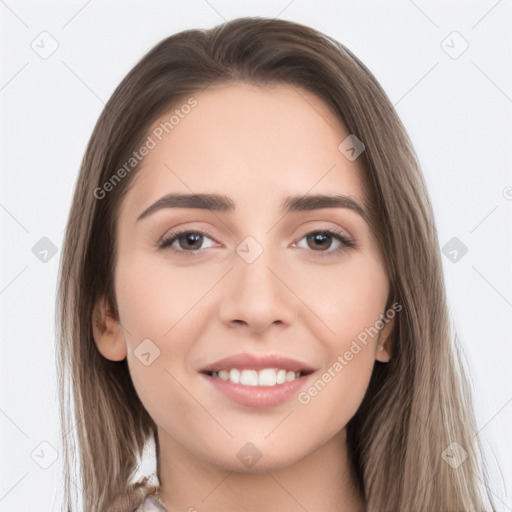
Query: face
94 82 394 472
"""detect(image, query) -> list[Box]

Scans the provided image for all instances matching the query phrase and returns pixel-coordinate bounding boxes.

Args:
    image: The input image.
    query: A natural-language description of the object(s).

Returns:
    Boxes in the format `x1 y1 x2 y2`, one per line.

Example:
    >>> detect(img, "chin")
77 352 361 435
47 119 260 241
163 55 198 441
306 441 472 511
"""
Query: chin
199 442 312 474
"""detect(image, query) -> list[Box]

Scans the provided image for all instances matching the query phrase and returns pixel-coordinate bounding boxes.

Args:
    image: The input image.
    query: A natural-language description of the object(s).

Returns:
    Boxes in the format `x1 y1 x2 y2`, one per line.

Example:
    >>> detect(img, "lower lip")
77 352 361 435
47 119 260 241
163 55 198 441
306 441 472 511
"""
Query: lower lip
200 373 312 408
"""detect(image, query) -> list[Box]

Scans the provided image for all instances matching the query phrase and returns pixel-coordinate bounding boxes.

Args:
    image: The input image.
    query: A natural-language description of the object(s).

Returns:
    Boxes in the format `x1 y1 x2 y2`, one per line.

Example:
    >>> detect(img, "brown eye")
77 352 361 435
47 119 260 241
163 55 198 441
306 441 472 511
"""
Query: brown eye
294 230 356 255
176 232 203 250
306 232 333 251
159 231 215 252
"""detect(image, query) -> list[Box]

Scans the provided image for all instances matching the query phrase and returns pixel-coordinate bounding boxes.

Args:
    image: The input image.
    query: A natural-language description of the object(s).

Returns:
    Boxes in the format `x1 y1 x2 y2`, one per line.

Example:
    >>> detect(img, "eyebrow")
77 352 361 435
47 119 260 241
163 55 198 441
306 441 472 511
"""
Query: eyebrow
136 192 369 223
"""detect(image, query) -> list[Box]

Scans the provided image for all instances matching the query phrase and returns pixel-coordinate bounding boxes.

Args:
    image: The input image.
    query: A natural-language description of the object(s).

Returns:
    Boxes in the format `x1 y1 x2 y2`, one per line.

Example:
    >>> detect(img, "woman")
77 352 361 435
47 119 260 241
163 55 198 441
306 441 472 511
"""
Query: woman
56 16 496 511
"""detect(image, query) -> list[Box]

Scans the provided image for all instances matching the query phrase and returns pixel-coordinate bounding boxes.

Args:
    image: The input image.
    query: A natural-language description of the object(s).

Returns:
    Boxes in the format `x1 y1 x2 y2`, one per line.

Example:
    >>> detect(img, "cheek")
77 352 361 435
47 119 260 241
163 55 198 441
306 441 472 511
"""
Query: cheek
295 356 374 445
114 254 216 418
290 253 388 345
115 253 215 342
293 256 386 413
296 325 378 441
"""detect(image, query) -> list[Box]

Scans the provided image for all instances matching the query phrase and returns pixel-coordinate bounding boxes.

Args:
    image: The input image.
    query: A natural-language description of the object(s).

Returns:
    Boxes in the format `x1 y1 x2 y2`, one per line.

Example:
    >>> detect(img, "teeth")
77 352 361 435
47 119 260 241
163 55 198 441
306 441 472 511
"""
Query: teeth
286 370 296 382
210 368 302 386
276 369 287 384
258 368 276 386
229 368 240 383
240 369 258 386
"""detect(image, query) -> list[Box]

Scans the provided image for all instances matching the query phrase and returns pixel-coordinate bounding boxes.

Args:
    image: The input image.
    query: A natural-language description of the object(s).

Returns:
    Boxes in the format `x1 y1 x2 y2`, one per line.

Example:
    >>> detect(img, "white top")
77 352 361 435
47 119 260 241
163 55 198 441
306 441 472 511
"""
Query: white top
134 494 167 511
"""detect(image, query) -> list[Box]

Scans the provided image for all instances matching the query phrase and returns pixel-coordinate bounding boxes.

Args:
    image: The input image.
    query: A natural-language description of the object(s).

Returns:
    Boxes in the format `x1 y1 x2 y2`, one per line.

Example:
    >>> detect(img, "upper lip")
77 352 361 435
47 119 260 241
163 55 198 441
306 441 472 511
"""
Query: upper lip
199 353 317 374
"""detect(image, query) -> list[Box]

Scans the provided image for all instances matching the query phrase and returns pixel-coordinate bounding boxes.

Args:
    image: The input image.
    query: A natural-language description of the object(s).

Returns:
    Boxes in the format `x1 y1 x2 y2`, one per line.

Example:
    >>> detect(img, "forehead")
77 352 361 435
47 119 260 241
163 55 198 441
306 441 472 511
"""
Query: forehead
119 82 366 222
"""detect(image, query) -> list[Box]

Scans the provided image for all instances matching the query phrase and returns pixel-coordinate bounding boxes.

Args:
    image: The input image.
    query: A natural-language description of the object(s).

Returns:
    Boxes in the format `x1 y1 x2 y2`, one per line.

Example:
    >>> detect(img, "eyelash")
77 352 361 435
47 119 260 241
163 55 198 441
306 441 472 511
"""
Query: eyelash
157 228 357 257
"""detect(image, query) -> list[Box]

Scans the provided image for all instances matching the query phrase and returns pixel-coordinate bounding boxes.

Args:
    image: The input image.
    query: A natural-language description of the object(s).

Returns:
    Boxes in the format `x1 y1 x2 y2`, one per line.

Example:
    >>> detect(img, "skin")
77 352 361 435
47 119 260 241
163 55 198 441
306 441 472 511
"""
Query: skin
93 82 394 512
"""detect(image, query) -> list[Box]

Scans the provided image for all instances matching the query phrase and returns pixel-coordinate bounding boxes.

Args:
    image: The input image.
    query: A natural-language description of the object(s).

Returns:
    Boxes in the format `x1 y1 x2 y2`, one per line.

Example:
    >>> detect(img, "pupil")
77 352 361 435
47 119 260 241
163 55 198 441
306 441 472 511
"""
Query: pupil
309 233 330 250
183 233 202 249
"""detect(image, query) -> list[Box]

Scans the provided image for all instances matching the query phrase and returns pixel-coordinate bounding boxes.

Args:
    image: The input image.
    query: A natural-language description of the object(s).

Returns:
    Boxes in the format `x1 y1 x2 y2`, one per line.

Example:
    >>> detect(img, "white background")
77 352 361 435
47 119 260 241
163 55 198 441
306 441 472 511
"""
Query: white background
1 1 511 510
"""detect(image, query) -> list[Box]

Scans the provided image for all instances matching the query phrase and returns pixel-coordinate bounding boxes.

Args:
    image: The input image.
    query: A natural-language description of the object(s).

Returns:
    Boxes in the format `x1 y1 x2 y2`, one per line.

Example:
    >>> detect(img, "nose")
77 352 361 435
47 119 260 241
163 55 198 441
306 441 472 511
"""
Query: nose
218 250 297 334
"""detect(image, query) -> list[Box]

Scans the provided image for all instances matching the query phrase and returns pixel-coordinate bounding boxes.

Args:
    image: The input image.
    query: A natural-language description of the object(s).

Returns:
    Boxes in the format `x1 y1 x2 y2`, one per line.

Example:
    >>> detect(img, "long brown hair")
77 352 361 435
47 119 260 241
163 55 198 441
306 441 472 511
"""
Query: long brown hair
56 16 497 511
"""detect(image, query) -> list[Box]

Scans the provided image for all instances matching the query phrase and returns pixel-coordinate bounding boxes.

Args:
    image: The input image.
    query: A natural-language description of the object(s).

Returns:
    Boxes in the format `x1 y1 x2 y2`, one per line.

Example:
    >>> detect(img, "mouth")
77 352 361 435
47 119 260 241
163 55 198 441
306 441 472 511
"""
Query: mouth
201 368 314 387
198 353 317 408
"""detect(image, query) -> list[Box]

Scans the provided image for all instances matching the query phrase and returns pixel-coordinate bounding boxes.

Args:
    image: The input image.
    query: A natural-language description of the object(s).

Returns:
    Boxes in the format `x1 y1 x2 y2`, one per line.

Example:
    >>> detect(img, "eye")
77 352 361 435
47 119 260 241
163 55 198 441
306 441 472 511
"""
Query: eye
158 228 356 257
293 229 356 255
158 230 216 254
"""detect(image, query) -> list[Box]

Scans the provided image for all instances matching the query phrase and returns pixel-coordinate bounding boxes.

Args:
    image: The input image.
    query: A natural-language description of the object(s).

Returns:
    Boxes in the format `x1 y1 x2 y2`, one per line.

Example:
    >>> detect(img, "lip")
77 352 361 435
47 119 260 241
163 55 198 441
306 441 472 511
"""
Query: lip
200 372 314 408
199 353 317 374
199 352 317 408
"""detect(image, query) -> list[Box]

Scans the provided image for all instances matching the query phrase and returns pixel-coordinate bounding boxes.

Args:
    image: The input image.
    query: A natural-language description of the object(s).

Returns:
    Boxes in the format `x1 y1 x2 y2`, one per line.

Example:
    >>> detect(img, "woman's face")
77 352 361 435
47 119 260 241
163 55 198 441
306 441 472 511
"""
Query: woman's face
95 82 393 472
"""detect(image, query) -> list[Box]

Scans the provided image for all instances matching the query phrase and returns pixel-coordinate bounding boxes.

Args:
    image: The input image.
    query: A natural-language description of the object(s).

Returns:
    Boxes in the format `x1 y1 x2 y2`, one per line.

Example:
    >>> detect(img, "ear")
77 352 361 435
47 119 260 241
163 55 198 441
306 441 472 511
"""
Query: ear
92 295 127 361
375 315 394 363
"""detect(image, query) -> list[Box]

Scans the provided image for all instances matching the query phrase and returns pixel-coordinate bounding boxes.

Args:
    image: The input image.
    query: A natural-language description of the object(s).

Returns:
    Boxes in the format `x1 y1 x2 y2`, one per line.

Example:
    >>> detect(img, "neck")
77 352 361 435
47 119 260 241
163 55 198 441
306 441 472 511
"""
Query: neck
156 428 365 512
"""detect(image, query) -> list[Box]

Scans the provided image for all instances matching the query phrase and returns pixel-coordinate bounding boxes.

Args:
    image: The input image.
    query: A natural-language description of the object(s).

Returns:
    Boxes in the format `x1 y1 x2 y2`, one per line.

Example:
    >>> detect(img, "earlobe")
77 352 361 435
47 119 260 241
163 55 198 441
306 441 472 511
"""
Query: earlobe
92 295 127 361
375 317 394 363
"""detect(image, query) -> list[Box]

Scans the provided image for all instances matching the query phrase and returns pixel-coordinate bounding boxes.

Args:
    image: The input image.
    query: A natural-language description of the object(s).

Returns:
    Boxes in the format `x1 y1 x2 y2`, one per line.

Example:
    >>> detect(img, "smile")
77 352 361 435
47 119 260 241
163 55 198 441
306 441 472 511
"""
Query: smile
198 352 317 408
205 368 305 386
